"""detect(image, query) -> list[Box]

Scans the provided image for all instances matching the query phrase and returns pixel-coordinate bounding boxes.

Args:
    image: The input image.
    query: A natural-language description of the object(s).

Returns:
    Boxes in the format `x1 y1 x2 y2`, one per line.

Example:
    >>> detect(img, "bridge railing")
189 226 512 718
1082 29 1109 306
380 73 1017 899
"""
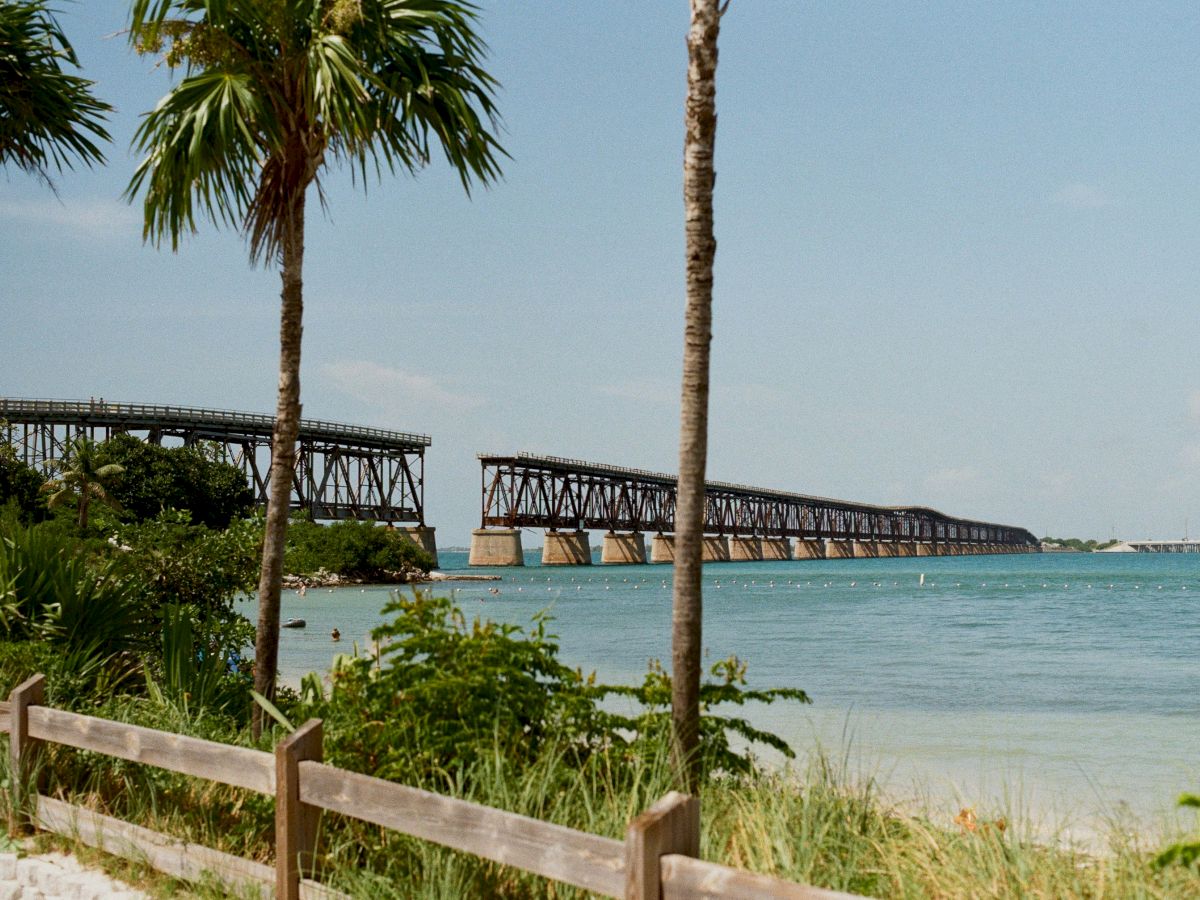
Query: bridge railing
5 675 865 900
479 452 1039 545
0 397 431 449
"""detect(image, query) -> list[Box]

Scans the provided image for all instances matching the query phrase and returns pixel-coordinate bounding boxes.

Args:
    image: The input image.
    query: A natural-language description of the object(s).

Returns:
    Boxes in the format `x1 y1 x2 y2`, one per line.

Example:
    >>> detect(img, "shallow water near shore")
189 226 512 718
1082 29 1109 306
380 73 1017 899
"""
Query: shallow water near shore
247 550 1200 833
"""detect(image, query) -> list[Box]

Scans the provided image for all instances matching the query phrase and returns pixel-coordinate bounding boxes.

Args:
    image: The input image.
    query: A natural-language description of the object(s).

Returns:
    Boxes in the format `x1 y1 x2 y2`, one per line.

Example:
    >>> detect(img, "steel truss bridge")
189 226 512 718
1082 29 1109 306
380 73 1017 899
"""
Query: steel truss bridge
479 453 1038 548
1 398 429 523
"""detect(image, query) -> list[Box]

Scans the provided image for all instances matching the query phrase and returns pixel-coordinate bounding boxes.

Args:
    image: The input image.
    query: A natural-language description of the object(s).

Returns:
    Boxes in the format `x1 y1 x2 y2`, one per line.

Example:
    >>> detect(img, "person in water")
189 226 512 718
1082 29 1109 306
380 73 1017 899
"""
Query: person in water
331 628 341 642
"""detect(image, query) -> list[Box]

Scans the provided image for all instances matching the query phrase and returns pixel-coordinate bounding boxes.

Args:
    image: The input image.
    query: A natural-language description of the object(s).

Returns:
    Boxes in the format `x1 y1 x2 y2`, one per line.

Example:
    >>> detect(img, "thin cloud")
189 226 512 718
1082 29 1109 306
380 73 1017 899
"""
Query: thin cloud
321 360 482 415
923 466 980 491
0 197 140 235
1187 390 1200 424
1050 183 1112 209
595 378 675 403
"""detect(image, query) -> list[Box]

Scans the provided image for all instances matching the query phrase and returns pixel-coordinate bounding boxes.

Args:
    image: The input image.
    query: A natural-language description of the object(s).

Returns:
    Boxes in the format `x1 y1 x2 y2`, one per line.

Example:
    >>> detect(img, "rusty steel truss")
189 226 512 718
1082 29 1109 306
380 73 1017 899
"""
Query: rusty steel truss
1 398 429 523
479 453 1039 547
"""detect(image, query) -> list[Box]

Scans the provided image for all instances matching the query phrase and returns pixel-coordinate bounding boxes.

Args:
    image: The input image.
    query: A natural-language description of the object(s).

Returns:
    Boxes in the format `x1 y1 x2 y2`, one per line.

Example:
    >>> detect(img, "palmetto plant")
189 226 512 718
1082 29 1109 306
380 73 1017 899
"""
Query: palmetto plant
0 0 111 179
125 0 504 737
41 435 124 530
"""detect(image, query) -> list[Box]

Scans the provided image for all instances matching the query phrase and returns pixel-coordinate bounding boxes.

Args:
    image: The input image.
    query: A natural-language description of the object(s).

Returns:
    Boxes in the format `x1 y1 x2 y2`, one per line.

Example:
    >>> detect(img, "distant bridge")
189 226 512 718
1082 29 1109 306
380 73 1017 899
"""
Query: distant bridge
471 452 1039 565
0 398 432 531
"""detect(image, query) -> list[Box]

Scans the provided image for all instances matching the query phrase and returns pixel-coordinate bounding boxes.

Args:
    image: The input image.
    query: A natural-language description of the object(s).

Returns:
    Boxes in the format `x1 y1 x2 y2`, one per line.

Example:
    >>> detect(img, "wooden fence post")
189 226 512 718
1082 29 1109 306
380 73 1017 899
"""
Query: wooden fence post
275 718 323 900
8 674 45 837
624 791 700 900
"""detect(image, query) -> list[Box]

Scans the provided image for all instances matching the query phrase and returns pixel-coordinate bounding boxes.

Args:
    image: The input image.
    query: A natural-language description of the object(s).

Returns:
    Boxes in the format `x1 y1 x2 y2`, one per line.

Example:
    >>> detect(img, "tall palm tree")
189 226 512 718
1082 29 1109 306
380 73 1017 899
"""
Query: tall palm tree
672 0 722 793
0 0 111 180
125 0 504 737
41 436 124 530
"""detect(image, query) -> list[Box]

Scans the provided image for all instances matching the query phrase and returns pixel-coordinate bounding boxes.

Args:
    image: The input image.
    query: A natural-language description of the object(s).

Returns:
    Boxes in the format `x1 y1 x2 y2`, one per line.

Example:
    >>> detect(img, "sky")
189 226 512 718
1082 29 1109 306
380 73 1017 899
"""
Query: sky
4 1 1200 545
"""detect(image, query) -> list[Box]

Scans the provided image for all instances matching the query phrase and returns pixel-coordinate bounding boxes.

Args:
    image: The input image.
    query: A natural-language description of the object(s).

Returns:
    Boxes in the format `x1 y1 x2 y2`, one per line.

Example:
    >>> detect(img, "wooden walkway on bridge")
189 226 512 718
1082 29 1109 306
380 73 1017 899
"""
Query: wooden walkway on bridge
0 397 430 526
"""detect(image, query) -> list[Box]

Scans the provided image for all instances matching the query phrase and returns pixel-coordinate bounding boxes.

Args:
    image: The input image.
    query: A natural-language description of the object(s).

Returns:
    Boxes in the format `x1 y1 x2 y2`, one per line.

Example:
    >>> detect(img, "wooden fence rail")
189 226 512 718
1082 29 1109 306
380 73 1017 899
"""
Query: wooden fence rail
3 675 866 899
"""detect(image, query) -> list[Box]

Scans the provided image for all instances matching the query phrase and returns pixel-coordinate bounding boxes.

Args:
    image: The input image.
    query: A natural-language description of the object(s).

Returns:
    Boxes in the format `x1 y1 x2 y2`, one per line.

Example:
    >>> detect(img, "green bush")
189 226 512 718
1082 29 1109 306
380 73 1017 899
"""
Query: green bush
289 591 805 788
0 444 45 522
0 520 147 666
285 517 434 580
96 433 254 528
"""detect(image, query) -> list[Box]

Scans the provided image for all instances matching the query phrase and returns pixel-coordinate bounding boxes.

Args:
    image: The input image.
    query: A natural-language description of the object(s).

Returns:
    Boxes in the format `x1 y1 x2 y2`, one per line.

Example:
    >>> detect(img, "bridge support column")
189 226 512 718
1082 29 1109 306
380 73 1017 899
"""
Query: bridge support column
761 538 791 560
601 532 646 564
650 534 675 563
469 529 524 567
702 536 730 562
895 542 916 557
398 526 438 568
793 540 825 560
875 541 898 557
852 541 878 558
729 537 763 561
542 530 591 566
916 543 935 556
825 540 852 558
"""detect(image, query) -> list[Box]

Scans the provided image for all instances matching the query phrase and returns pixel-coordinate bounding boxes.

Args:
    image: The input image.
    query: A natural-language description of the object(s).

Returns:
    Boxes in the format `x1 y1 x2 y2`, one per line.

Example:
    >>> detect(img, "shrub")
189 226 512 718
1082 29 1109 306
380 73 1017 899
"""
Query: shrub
96 433 254 528
290 591 806 788
285 518 434 580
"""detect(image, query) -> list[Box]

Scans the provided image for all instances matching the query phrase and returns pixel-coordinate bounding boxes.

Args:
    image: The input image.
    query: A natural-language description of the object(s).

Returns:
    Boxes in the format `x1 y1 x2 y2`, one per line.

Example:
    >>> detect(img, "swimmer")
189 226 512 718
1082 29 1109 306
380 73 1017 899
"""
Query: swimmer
331 628 341 642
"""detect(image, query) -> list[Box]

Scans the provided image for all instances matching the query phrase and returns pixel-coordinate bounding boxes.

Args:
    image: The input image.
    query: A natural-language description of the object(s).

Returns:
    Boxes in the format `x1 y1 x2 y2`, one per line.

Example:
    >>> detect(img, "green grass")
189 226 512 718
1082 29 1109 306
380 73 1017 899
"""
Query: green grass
15 718 1200 899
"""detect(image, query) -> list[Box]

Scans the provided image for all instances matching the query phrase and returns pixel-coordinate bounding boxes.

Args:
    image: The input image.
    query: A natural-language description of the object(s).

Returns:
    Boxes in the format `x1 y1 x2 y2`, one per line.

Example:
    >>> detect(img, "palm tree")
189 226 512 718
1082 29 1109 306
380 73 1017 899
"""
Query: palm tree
672 0 723 794
41 436 124 530
125 0 504 737
0 0 111 180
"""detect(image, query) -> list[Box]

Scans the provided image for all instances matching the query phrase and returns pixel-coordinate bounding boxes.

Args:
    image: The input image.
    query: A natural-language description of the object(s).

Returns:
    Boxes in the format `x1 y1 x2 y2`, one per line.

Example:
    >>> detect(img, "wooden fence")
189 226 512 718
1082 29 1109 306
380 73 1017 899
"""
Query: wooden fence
3 675 863 899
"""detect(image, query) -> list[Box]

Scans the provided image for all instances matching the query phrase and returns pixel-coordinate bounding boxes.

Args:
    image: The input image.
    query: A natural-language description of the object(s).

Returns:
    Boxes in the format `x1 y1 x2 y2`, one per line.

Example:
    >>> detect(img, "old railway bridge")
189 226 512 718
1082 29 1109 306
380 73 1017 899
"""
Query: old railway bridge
0 398 438 562
470 453 1040 565
0 399 1039 569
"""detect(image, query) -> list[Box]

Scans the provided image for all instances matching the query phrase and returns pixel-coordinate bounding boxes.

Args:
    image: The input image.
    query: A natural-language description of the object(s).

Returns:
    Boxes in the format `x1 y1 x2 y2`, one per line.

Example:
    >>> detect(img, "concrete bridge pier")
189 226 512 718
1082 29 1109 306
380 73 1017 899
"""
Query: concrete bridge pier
729 536 763 561
398 526 438 567
825 540 853 558
601 532 646 564
895 542 916 557
793 540 825 560
916 543 935 556
875 541 898 557
761 538 791 560
650 533 675 563
703 536 731 562
469 528 524 566
852 540 878 558
542 530 591 565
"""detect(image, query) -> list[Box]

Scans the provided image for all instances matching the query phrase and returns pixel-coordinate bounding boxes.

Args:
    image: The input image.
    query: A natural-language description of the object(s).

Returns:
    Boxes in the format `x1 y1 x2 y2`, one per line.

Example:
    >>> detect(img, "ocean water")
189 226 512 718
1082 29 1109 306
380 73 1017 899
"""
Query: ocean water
248 550 1200 830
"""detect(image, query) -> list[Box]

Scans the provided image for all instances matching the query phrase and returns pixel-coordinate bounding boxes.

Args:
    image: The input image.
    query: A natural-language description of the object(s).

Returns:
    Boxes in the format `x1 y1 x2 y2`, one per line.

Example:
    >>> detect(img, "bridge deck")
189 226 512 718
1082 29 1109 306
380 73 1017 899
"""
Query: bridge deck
0 398 430 452
2 398 428 523
479 452 1037 545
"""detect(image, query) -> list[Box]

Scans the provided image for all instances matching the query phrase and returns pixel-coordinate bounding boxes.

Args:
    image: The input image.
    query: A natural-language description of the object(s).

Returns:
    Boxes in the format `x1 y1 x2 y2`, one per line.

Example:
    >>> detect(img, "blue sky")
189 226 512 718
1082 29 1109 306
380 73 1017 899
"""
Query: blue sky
4 1 1200 544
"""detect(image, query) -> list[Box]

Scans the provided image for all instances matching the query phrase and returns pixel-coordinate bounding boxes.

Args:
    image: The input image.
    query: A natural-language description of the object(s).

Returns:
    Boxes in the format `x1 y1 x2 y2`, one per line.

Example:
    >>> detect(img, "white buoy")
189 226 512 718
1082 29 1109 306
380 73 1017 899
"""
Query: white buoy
919 573 925 586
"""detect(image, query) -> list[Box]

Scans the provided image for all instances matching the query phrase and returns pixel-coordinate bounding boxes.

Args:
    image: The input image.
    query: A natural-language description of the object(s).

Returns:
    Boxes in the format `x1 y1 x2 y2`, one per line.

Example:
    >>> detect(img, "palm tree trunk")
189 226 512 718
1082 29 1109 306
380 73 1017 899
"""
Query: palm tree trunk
252 191 306 740
672 0 721 794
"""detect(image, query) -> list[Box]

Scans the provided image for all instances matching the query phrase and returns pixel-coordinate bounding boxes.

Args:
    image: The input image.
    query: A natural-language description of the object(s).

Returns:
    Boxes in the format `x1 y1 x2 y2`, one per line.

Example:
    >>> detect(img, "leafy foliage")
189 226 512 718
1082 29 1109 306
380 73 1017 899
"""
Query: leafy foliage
125 0 505 261
290 591 807 787
114 511 260 615
0 0 111 181
1155 793 1200 870
96 433 254 528
0 520 147 691
0 439 44 521
40 435 124 530
284 517 434 580
150 603 251 717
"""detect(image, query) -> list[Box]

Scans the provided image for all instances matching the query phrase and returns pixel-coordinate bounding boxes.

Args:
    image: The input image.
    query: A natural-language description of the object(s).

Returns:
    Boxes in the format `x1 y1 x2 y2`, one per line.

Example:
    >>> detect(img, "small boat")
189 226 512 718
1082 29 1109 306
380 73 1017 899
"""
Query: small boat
282 618 307 629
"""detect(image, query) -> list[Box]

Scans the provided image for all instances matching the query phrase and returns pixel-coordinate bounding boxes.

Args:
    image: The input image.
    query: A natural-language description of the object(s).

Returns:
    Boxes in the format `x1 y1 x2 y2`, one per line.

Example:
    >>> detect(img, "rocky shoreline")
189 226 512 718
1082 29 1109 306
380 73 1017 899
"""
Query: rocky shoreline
282 568 500 589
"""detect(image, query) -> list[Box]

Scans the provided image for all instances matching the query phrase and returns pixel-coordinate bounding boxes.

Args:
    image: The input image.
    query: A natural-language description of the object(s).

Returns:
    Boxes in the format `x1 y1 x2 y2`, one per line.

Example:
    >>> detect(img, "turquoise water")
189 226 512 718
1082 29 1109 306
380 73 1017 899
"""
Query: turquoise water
249 551 1200 830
